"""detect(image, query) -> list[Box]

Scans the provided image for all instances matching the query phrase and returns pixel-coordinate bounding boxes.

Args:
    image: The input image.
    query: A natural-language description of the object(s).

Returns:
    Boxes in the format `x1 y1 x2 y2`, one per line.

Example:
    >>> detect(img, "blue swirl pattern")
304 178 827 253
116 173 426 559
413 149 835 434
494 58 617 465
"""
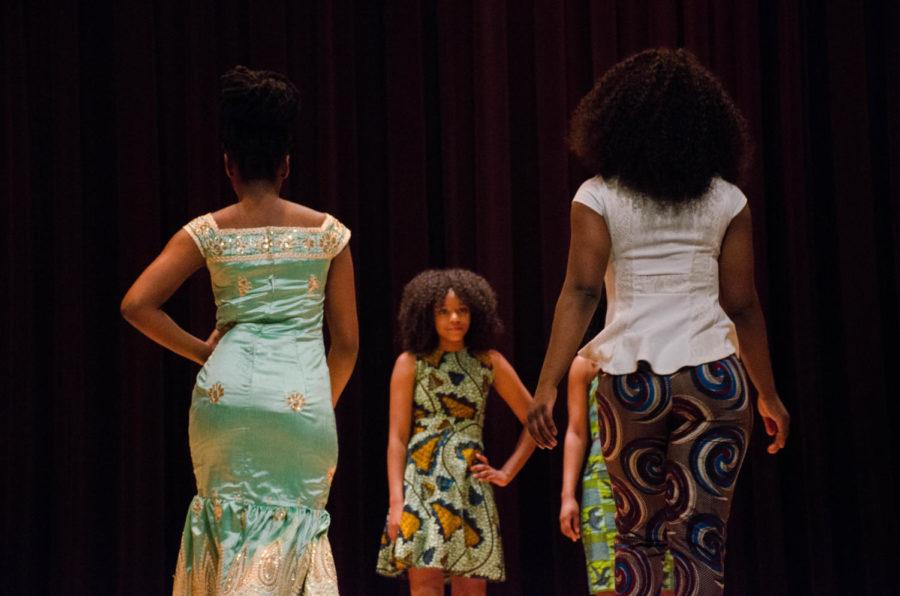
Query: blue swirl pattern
613 370 672 422
689 426 746 497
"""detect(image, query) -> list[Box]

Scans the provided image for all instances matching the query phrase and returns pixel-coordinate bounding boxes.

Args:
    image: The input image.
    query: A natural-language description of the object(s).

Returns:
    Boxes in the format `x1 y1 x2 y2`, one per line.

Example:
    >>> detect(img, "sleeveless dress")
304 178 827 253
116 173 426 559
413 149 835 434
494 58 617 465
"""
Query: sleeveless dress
375 349 505 582
580 377 673 593
173 212 350 595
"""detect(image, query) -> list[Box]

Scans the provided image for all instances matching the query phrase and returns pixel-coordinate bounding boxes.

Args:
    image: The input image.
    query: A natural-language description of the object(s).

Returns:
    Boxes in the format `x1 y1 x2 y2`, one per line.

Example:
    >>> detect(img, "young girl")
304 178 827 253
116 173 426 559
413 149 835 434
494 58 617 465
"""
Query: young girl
528 48 790 595
560 355 673 595
121 66 358 594
376 269 535 595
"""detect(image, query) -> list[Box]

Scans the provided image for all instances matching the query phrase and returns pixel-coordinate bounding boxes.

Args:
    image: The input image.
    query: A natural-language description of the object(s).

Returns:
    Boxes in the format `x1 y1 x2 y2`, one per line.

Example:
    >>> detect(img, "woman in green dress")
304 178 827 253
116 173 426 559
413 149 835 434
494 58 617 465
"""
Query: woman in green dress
376 269 536 595
121 66 358 595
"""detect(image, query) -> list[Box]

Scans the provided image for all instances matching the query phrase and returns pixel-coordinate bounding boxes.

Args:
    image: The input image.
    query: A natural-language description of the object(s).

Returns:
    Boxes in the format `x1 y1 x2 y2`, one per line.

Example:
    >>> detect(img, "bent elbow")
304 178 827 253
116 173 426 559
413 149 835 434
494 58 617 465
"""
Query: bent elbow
333 333 359 359
722 296 760 321
120 297 140 322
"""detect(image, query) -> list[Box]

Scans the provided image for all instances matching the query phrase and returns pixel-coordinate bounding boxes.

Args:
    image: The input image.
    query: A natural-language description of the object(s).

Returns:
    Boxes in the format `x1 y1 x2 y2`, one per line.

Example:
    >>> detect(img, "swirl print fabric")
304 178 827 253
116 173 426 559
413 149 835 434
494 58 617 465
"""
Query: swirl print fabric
596 355 753 596
581 377 674 593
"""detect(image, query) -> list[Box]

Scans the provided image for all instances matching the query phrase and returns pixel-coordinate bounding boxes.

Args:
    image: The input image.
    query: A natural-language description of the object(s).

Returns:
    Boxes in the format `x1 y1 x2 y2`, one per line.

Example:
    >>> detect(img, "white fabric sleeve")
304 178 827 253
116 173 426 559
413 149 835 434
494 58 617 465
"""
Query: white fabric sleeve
571 177 608 218
728 184 749 219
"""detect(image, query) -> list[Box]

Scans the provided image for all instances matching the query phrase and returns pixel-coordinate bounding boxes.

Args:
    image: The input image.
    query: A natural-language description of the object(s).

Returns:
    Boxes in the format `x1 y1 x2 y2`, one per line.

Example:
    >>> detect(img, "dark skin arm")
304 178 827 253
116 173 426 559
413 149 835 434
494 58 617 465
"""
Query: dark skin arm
324 245 359 406
120 230 221 364
719 206 789 453
527 202 611 448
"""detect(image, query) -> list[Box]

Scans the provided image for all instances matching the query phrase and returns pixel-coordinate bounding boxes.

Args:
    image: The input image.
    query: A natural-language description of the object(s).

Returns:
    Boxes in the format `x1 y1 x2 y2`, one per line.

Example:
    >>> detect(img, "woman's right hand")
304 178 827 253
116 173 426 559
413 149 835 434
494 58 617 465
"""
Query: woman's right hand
387 502 403 542
527 385 558 449
559 495 581 542
757 394 790 454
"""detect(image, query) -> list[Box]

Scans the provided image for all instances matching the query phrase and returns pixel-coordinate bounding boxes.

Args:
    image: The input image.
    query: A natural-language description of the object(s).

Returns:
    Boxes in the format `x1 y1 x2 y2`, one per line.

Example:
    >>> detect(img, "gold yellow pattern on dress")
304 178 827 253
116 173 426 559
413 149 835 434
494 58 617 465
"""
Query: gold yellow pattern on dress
459 446 480 467
463 518 483 548
439 393 477 419
287 392 306 412
236 275 252 296
410 435 441 473
431 501 463 539
207 383 224 404
426 371 444 389
399 511 421 540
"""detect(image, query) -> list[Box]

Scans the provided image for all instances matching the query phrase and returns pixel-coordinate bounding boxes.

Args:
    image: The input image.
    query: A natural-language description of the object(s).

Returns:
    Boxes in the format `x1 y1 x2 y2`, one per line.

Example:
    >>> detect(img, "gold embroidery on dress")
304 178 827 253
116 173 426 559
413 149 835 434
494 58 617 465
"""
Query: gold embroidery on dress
258 235 273 253
319 231 339 255
237 276 252 297
287 392 306 412
222 545 247 593
174 534 340 595
213 496 222 522
208 383 224 404
302 237 317 250
273 507 287 522
191 498 203 516
302 536 339 595
307 274 320 293
233 234 248 254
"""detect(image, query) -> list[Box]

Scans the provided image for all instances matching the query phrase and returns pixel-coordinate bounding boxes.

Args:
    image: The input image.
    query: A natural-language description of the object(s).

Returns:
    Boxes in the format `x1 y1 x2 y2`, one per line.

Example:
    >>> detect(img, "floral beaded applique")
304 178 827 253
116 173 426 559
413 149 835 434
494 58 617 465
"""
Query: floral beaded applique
307 274 320 293
207 383 224 404
182 213 351 263
286 392 306 412
237 276 252 296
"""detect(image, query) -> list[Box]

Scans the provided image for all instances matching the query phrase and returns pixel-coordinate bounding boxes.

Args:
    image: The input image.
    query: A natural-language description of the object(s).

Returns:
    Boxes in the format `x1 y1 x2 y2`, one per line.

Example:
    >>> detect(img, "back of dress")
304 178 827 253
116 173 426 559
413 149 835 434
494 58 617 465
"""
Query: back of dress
173 211 350 595
574 177 747 375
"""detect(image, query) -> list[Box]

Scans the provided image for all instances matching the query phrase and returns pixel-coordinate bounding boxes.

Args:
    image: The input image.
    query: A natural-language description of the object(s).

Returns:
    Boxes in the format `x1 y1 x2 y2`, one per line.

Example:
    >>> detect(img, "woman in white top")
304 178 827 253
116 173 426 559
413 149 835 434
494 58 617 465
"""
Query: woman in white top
527 48 790 595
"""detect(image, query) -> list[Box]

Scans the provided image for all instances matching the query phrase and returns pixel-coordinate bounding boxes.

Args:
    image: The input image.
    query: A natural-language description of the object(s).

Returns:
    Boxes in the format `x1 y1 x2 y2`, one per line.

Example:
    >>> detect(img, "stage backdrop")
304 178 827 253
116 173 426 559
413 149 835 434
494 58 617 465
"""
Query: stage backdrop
3 1 898 594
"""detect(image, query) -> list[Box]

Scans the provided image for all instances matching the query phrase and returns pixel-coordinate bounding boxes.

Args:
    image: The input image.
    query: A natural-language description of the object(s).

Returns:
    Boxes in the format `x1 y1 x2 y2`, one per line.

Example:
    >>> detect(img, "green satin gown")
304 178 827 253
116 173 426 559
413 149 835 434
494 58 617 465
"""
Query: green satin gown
173 212 350 595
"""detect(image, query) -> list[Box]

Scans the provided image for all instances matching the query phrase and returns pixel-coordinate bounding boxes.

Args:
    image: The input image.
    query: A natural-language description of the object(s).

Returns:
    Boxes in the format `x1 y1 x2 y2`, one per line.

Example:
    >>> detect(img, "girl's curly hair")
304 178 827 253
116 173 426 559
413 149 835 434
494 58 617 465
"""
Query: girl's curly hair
398 269 503 355
569 48 750 205
220 65 300 181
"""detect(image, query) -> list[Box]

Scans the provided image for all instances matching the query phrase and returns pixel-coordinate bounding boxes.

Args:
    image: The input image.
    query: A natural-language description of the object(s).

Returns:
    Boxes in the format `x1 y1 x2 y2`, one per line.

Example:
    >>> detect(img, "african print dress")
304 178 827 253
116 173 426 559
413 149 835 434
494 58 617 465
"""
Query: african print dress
581 377 673 593
376 348 505 582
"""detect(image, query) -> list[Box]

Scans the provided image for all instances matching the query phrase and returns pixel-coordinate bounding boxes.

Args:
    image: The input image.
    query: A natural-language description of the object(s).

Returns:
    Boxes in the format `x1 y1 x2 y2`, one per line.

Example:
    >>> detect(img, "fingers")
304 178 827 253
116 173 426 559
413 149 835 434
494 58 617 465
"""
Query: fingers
766 415 789 454
387 523 399 542
559 513 580 541
528 408 558 449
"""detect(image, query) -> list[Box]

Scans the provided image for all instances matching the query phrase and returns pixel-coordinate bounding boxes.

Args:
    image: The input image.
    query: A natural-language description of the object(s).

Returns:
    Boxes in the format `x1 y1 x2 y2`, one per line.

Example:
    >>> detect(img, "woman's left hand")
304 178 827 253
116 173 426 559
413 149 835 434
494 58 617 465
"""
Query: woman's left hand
470 453 510 487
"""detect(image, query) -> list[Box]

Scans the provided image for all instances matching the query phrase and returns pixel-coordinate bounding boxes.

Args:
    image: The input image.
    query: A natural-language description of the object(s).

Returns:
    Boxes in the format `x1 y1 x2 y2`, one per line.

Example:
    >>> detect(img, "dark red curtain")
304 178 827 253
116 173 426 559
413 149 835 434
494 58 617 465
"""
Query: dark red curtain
3 1 898 594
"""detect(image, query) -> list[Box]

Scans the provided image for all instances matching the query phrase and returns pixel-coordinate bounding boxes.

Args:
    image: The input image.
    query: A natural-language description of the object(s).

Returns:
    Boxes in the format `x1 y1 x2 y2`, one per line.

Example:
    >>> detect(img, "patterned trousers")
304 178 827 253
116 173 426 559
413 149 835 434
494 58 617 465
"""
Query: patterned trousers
595 355 753 596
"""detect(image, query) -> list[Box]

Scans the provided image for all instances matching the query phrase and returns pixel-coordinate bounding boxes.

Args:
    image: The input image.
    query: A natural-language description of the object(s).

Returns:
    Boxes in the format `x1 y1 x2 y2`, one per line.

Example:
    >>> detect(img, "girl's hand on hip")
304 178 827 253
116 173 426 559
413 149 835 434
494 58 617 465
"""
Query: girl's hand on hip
757 394 790 454
470 453 510 487
559 496 581 542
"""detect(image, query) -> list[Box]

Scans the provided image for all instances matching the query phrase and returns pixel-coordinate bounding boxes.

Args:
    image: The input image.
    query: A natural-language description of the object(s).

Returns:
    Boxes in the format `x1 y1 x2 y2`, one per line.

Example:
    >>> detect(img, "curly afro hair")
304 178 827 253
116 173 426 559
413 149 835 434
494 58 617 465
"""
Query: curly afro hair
398 269 503 355
220 65 300 181
569 48 750 205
